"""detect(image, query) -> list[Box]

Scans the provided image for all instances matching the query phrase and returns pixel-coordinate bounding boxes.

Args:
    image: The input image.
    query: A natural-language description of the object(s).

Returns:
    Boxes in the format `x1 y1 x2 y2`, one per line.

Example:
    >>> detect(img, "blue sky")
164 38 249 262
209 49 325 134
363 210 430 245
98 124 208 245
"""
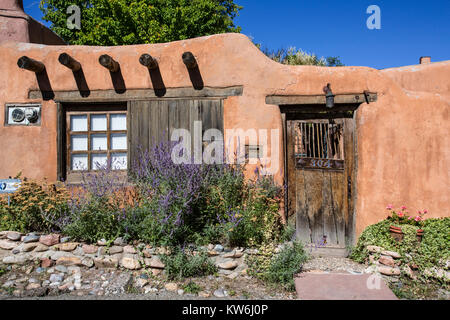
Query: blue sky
23 0 450 69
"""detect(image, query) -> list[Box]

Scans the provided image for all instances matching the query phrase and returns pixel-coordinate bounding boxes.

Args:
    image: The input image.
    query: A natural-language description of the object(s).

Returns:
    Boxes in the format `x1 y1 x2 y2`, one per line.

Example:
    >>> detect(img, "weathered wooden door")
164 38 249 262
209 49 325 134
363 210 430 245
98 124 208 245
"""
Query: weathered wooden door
286 118 355 249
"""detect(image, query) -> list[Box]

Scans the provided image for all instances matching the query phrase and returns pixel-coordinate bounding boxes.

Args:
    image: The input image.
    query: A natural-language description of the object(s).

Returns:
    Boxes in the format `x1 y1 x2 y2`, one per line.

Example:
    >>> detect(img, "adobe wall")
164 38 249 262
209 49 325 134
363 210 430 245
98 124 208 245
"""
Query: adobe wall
0 33 448 237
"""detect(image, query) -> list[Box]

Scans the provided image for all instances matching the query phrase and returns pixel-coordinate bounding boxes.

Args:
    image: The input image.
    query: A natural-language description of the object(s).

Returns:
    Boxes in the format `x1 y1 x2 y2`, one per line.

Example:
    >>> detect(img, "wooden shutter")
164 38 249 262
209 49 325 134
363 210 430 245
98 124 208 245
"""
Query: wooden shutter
127 99 223 169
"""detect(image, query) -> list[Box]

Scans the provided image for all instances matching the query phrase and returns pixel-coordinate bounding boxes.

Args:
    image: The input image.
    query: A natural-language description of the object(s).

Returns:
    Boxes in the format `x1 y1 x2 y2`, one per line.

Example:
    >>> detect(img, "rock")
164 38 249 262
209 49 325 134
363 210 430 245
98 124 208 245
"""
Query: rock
81 257 94 268
49 251 75 260
50 273 65 283
56 256 82 266
234 251 244 258
120 256 141 270
41 258 54 268
218 260 238 270
177 289 184 295
213 288 227 298
142 249 153 258
25 265 34 274
33 244 49 252
39 234 60 246
82 244 98 254
123 245 136 254
149 268 162 276
0 239 18 250
424 267 449 280
97 239 107 246
12 244 24 254
144 257 165 269
223 250 236 258
381 250 401 259
55 265 68 273
60 237 71 243
378 266 401 276
367 245 384 253
94 256 119 268
56 242 79 252
21 243 39 252
214 244 224 252
227 272 239 279
36 267 46 273
135 278 148 288
3 281 15 288
25 283 41 290
144 286 158 294
164 283 178 292
23 234 40 243
104 272 133 295
208 250 220 256
198 291 211 298
379 255 396 267
207 244 215 251
368 255 379 265
114 237 125 245
102 246 123 255
7 231 22 241
402 265 416 279
3 254 30 264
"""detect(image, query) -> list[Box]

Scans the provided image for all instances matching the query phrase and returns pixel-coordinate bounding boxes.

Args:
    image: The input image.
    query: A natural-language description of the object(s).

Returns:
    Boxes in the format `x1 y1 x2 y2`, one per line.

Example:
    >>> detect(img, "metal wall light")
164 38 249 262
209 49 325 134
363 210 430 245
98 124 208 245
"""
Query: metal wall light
323 83 335 108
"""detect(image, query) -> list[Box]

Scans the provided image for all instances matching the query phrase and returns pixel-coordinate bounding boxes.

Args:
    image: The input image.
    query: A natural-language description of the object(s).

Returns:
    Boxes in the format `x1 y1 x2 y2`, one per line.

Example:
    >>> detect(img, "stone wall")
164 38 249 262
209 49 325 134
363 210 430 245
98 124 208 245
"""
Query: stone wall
364 245 449 283
0 231 258 279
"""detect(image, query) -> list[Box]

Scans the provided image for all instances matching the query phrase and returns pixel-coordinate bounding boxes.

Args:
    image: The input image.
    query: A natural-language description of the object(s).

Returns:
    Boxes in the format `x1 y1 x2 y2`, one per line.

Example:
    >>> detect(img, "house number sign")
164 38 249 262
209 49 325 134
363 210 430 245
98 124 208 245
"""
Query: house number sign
296 157 344 170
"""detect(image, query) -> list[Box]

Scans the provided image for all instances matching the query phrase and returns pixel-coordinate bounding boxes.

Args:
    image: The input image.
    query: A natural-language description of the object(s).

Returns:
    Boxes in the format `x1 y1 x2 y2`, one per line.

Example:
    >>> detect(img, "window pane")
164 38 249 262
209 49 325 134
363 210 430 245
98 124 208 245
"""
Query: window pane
70 115 87 132
91 114 107 131
111 153 127 170
91 154 108 170
111 133 127 150
71 154 88 171
110 114 127 130
71 135 88 151
91 134 108 151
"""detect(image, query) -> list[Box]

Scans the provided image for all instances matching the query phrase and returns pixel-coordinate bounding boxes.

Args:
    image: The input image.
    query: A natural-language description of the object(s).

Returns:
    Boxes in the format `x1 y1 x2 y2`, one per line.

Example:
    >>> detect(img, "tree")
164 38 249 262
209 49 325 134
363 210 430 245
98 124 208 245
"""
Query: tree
39 0 242 45
260 46 344 66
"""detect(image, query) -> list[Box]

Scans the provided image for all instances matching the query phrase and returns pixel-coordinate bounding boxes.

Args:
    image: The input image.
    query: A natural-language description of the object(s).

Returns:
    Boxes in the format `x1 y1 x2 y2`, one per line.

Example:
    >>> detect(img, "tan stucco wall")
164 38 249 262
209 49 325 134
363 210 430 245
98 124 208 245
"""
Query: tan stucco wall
0 33 448 237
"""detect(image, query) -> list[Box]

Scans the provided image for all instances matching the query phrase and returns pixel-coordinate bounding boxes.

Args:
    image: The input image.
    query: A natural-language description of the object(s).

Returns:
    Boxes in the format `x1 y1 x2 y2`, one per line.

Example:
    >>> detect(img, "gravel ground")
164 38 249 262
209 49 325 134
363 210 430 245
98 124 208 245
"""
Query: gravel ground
302 256 367 274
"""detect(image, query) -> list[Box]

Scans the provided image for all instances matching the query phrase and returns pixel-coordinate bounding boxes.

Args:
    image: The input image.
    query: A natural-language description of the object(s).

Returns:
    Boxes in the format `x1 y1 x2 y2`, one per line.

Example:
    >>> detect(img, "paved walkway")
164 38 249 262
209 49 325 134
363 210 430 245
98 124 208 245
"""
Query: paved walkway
295 257 398 300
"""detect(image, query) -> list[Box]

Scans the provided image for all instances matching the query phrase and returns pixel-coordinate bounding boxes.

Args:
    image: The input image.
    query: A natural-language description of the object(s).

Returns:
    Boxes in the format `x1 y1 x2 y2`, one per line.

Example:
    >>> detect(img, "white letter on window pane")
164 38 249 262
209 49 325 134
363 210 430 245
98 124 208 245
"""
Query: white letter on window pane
91 134 108 151
111 153 127 170
70 115 87 132
111 133 127 150
71 135 88 151
91 114 107 131
91 154 108 170
110 114 127 130
71 154 88 170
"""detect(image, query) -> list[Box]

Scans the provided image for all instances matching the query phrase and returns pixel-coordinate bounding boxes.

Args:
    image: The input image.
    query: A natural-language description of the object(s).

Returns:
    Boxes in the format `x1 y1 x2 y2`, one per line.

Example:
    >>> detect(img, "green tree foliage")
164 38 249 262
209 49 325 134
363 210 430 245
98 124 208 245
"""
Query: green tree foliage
260 46 344 66
39 0 242 45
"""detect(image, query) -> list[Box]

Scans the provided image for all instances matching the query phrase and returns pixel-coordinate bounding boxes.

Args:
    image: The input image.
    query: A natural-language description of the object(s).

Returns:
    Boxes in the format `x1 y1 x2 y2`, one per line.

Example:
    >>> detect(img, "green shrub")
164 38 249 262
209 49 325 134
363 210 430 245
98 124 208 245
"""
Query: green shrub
350 217 450 282
160 248 217 280
0 178 69 233
182 281 202 294
247 241 309 291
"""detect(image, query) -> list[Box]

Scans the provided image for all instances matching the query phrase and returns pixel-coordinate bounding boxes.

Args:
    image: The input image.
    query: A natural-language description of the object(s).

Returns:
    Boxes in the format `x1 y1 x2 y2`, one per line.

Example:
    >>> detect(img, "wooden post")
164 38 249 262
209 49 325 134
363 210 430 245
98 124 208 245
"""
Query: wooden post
139 54 158 70
17 56 45 73
58 53 81 71
99 54 119 72
182 51 197 69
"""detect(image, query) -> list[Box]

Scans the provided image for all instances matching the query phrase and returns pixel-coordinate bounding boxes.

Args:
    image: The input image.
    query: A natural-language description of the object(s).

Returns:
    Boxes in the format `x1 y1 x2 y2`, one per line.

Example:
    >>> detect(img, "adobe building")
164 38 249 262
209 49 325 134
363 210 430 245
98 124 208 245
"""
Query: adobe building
1 1 449 254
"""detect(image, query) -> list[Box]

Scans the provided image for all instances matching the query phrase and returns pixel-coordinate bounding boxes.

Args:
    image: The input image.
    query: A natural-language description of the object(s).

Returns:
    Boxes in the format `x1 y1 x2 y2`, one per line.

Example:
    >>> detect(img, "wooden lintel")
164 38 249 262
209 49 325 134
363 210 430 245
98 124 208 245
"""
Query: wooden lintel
28 86 243 102
266 93 378 105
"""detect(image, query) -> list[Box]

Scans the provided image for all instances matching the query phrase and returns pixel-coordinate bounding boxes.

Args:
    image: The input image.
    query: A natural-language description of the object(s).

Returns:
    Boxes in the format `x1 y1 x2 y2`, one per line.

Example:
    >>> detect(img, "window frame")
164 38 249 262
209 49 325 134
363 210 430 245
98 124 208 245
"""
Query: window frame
60 103 128 184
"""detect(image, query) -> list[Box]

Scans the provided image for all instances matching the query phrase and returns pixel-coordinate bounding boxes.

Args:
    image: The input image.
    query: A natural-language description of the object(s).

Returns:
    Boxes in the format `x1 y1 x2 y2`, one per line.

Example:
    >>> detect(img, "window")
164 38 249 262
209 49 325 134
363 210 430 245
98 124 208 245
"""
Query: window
293 119 344 170
66 110 127 175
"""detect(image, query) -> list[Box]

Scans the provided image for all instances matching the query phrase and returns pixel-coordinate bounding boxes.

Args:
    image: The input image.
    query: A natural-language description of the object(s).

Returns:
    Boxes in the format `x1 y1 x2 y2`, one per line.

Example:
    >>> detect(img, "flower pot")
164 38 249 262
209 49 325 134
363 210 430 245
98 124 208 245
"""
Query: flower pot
389 225 404 241
416 229 424 242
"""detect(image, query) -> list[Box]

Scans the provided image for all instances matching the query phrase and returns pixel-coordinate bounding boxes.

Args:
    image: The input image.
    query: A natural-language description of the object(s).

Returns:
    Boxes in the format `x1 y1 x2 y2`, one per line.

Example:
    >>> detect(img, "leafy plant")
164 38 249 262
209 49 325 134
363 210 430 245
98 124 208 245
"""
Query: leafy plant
0 177 69 233
247 241 309 291
182 281 202 294
160 248 217 280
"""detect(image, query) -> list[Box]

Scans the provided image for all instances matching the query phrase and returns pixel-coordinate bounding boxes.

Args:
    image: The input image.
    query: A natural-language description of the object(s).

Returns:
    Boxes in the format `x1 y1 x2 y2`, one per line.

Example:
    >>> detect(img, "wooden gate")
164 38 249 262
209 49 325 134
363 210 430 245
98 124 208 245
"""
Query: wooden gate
286 118 355 250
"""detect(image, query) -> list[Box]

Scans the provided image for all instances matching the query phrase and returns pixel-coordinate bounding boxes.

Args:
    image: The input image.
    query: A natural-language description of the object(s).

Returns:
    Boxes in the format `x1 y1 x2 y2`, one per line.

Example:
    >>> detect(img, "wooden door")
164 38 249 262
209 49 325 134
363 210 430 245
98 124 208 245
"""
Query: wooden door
286 118 355 248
